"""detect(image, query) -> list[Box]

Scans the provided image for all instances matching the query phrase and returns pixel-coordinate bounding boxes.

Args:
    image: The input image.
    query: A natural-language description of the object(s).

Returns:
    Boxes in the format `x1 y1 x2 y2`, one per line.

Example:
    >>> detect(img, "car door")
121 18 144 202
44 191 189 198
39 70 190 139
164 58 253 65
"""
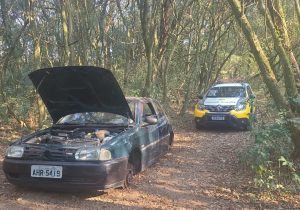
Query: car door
137 102 160 166
153 101 170 155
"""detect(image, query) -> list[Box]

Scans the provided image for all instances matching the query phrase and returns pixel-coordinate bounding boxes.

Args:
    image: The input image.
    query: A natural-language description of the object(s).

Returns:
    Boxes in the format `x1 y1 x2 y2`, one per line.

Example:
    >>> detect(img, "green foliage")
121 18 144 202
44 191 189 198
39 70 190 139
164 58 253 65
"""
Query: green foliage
240 119 300 191
291 96 300 111
0 85 34 124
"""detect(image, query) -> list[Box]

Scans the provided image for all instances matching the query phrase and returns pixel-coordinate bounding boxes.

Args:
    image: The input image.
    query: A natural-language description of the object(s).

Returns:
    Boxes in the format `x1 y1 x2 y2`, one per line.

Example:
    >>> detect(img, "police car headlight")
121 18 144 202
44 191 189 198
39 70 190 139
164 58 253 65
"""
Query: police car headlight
197 101 205 110
235 98 247 111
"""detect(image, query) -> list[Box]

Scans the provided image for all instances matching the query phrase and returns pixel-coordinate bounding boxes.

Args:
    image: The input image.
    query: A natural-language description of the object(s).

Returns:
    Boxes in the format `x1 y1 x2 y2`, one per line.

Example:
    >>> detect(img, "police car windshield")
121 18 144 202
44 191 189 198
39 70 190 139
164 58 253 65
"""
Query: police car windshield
206 86 246 98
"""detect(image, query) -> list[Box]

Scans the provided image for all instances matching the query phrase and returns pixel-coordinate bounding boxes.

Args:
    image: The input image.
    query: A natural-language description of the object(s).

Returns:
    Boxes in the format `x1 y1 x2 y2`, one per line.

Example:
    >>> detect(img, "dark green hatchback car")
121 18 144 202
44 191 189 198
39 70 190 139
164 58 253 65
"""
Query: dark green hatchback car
3 66 174 191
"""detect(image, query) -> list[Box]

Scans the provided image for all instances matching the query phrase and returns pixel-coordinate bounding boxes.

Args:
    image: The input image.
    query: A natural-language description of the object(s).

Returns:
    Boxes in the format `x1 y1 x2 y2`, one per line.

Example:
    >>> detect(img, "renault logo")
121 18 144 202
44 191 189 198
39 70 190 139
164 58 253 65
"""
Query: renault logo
216 105 222 111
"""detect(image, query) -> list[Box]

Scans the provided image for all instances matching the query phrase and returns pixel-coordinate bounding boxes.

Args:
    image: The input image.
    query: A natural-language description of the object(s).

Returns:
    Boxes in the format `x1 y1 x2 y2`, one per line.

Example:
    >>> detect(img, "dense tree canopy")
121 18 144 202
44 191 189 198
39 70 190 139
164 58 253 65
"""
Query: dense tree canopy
0 0 299 131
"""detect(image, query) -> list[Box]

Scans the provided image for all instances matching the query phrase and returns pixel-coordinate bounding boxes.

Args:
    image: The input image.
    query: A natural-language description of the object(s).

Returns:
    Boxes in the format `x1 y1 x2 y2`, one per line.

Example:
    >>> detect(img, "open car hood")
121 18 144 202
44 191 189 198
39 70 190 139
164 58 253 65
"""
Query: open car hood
29 66 133 122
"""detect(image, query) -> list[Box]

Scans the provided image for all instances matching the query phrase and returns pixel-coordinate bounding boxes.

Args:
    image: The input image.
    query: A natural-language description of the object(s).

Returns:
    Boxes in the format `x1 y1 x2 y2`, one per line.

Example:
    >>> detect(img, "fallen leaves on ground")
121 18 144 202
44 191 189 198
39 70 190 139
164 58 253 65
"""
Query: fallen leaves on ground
0 113 299 209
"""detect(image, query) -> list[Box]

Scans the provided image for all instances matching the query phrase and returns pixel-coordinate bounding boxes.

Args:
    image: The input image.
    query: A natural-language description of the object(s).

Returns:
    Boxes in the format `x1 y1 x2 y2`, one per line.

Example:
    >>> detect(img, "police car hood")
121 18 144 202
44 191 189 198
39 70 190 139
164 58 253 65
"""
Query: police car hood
203 97 240 106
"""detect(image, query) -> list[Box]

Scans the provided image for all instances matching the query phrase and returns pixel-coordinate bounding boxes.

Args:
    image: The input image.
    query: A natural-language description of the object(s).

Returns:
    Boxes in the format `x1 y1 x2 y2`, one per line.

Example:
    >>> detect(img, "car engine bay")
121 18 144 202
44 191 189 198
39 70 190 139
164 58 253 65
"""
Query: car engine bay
24 127 123 146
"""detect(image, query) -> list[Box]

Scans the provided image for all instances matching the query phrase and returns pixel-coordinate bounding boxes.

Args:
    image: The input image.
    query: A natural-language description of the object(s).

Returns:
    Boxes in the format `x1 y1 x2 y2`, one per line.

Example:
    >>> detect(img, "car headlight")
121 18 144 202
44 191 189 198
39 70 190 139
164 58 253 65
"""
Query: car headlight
75 148 111 161
197 101 205 110
235 98 247 111
99 148 112 161
6 145 24 158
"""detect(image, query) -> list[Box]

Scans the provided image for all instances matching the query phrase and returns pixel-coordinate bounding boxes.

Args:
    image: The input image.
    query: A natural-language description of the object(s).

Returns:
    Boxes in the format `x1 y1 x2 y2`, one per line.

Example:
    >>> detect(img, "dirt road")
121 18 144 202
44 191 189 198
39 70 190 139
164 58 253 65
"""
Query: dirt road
0 114 299 209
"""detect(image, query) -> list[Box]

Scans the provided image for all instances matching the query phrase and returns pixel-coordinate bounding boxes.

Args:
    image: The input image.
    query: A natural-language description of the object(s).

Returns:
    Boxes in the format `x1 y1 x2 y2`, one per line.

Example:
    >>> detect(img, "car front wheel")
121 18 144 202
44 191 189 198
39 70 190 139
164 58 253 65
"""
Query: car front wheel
244 119 253 131
195 122 202 130
123 162 134 189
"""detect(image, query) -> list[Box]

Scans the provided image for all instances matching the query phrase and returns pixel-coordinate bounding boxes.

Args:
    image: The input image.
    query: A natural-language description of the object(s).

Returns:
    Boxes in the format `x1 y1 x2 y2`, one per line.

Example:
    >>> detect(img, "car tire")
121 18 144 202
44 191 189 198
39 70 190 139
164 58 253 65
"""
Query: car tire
195 122 202 130
243 120 253 131
168 131 174 150
122 162 134 189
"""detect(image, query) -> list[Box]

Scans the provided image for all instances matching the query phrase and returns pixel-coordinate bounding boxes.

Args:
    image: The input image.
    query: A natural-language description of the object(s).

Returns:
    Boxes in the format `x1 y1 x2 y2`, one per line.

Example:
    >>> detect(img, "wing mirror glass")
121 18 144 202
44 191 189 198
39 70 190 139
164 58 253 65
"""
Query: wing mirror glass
145 116 158 125
249 95 256 99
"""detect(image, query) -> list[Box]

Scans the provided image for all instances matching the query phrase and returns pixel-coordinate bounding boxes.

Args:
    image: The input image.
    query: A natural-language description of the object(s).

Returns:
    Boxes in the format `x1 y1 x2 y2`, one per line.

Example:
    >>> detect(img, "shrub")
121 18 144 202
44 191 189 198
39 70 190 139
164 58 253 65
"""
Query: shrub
240 118 300 191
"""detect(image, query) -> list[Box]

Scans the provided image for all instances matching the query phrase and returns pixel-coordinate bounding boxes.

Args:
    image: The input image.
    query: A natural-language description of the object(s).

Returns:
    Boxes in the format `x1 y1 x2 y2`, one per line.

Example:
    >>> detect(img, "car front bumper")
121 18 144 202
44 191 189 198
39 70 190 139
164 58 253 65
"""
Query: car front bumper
3 157 128 191
194 113 249 129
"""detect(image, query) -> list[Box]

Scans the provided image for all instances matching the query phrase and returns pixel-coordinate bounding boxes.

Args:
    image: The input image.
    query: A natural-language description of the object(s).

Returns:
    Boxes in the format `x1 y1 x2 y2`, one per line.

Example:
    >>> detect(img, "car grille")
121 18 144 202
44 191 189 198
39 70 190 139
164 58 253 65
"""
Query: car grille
205 105 235 112
22 146 76 161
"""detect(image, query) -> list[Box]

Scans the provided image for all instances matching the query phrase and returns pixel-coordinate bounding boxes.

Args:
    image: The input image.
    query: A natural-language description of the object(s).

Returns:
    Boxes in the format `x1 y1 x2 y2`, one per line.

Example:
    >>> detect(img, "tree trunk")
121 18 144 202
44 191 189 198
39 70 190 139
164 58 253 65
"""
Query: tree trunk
142 50 153 97
33 36 46 128
227 0 289 111
180 34 193 116
60 0 70 65
229 0 300 158
98 0 109 67
31 0 46 128
295 0 300 30
138 0 158 97
273 0 300 93
162 41 177 104
65 0 75 65
266 0 300 96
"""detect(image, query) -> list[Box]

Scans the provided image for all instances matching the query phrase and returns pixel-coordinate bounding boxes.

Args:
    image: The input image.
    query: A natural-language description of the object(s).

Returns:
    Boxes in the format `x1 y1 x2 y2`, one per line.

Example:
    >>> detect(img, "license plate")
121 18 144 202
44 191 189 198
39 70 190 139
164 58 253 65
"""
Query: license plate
31 165 62 178
211 116 225 121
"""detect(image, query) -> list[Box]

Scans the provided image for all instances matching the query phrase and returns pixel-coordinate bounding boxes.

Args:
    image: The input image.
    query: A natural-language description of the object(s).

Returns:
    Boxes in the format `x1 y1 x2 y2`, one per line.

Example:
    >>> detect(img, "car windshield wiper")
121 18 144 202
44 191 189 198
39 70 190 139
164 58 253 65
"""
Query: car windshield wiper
54 122 78 126
96 122 128 126
54 121 129 127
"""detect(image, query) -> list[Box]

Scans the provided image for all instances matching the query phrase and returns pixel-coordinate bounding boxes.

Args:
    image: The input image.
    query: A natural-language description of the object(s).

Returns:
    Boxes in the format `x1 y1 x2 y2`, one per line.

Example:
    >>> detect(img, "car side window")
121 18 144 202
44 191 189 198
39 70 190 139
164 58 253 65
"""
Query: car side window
143 103 155 116
154 101 165 118
142 102 156 123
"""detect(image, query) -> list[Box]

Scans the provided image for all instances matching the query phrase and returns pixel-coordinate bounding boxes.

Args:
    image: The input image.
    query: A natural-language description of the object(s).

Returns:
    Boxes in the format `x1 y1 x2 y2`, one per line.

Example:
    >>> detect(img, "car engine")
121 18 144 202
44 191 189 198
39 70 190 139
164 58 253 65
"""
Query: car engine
24 128 116 146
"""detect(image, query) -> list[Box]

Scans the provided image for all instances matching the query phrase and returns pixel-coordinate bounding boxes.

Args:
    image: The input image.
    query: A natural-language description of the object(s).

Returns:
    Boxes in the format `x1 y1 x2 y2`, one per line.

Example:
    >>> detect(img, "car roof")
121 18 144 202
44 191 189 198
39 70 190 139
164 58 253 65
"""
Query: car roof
213 83 248 87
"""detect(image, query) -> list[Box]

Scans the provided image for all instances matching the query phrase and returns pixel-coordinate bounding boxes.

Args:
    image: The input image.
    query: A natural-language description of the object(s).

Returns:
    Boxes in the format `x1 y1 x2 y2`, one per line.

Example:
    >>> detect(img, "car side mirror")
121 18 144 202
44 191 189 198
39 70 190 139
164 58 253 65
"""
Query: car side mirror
145 116 158 125
198 95 203 99
249 95 256 99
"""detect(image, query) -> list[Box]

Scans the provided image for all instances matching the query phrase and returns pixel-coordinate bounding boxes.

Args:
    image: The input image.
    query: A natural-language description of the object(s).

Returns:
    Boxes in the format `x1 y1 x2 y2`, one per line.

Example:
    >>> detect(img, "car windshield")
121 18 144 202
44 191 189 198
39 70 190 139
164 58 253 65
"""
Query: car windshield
57 112 129 125
206 86 246 98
